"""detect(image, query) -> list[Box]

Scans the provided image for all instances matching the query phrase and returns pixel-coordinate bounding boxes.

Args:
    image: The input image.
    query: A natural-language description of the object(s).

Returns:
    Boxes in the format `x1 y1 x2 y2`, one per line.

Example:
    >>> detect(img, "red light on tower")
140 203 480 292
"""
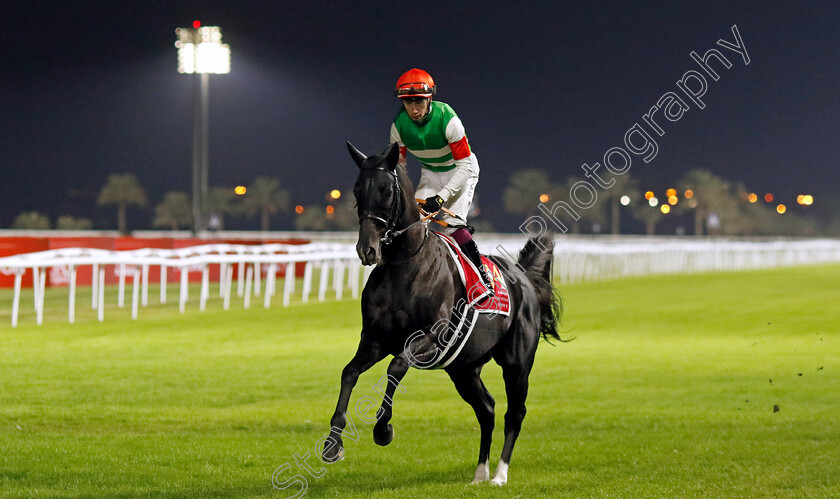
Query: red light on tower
764 193 774 203
193 20 201 28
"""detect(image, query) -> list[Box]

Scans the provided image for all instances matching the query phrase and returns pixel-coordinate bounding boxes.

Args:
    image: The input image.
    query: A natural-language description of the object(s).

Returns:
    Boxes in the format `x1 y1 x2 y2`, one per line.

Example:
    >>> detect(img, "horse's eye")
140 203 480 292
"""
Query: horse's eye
379 183 392 198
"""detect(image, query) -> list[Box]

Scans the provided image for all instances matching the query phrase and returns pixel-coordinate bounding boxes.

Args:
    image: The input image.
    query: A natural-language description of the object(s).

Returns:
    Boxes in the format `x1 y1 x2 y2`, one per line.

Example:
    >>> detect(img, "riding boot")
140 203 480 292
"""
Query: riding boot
459 240 495 296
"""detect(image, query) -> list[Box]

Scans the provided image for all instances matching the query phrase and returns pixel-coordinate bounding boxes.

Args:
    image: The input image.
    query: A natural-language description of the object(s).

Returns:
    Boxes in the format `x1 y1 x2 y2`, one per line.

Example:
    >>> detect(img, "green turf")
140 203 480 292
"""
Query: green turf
1 265 838 498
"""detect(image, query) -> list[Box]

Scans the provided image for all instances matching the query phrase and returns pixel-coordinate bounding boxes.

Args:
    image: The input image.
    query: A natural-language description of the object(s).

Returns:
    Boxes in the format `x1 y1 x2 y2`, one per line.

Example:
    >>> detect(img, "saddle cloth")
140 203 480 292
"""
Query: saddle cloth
432 232 511 316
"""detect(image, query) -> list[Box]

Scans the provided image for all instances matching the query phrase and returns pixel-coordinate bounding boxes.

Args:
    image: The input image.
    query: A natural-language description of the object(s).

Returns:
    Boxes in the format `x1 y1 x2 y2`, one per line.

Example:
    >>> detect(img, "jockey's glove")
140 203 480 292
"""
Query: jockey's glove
423 195 445 213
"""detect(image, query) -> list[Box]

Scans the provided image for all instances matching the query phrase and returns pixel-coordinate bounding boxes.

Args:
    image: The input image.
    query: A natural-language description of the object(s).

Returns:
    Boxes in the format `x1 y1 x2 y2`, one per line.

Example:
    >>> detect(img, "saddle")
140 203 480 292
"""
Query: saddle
432 232 511 316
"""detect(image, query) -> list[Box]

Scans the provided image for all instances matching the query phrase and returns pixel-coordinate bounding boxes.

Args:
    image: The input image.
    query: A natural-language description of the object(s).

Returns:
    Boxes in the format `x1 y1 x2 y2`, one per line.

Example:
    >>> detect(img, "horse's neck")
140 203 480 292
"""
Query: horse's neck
396 168 419 226
383 221 425 263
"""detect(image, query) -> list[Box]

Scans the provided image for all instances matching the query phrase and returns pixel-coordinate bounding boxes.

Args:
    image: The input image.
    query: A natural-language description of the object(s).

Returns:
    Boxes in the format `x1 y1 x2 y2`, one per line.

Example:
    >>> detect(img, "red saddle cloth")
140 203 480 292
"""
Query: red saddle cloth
433 232 511 316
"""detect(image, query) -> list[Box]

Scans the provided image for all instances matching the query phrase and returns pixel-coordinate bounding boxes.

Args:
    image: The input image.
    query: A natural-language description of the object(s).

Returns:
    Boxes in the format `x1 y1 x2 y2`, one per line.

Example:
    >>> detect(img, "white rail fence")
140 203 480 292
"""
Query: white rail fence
3 237 840 327
0 243 364 327
524 237 840 284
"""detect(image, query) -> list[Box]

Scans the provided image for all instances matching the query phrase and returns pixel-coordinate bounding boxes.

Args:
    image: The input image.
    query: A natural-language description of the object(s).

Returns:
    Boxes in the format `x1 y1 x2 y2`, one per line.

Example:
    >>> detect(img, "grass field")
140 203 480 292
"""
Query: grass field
1 264 838 498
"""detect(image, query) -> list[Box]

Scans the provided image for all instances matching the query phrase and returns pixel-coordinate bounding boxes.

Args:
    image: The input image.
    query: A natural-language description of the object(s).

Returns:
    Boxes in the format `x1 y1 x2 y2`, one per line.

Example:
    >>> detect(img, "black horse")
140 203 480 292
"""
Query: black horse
323 142 562 485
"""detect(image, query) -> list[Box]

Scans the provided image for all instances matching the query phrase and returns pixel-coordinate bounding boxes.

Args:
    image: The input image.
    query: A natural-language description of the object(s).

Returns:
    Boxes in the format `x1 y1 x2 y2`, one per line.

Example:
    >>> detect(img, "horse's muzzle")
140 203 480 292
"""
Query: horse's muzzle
357 222 383 265
357 243 381 266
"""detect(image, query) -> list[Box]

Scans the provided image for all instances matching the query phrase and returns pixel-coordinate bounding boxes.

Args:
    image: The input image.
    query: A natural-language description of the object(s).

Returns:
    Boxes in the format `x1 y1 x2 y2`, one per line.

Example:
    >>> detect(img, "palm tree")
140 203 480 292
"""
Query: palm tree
677 169 738 236
503 169 552 216
56 216 93 230
601 173 640 235
329 197 360 231
11 211 51 229
631 198 664 235
550 175 606 234
243 176 290 231
153 192 192 230
206 186 235 230
294 205 330 231
97 173 147 233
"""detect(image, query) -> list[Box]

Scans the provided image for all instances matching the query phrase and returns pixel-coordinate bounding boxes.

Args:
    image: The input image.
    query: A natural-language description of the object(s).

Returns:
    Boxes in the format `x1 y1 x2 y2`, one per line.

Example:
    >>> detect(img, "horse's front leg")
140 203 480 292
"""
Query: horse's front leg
372 328 441 446
372 353 410 446
323 335 387 462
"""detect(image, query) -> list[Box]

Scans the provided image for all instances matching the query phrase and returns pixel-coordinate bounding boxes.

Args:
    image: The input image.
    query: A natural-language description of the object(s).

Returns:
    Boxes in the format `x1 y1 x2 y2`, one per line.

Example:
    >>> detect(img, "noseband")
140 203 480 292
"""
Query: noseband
358 167 403 245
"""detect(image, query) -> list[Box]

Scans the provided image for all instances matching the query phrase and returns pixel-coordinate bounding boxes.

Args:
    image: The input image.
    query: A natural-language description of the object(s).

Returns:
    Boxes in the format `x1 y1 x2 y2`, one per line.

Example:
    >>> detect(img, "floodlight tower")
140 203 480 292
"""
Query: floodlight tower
175 21 230 233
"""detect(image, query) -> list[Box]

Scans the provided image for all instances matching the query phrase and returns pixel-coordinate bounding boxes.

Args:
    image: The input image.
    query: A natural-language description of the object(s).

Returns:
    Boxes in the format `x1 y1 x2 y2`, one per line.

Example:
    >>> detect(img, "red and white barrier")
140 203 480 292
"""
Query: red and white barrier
0 242 362 327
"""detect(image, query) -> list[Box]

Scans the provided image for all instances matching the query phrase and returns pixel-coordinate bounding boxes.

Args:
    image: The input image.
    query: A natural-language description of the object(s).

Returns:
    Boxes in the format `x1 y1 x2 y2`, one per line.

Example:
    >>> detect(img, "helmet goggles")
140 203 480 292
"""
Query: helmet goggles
395 82 436 98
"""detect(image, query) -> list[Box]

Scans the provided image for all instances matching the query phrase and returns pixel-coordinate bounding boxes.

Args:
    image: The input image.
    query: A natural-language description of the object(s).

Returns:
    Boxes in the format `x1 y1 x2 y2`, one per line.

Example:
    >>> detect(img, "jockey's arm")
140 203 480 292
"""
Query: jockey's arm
438 116 478 203
389 124 409 169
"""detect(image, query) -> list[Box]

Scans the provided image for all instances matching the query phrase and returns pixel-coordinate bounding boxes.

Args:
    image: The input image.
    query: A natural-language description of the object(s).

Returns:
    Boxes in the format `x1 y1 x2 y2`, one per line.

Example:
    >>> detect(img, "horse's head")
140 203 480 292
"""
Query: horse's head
348 141 414 265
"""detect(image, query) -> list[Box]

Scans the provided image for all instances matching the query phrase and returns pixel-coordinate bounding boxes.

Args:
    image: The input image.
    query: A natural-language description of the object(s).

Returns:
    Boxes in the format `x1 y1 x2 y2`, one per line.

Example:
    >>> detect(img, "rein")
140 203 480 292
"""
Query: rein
384 226 429 265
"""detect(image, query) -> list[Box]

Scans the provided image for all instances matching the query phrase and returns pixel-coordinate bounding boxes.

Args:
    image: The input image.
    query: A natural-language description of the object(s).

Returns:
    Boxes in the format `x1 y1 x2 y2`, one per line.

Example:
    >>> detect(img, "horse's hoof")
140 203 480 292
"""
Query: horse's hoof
372 423 394 446
471 462 490 484
490 477 506 486
322 445 344 463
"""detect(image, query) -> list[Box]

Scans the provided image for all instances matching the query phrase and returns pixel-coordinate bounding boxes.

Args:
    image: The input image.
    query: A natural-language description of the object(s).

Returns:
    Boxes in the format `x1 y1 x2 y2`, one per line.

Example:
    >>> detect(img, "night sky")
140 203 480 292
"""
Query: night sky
2 1 839 231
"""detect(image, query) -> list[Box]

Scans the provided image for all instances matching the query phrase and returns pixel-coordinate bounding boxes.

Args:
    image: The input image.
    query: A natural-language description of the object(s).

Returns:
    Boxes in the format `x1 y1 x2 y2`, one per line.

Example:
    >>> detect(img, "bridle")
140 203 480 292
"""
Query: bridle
358 166 404 245
357 166 430 254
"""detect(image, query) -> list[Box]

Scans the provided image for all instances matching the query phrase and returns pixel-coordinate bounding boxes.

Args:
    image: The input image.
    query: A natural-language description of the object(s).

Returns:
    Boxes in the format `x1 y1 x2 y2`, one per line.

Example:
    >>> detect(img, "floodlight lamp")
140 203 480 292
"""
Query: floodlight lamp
176 25 231 74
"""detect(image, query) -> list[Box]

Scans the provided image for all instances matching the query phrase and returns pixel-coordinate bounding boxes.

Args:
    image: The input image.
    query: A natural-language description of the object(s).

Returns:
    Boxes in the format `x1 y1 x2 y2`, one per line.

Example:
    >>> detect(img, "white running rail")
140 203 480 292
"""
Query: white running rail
3 237 840 327
0 242 363 327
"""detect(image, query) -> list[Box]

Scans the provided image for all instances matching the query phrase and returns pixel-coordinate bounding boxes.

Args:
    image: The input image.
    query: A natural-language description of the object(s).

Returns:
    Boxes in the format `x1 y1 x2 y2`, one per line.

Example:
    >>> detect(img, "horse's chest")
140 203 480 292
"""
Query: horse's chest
369 295 436 337
364 262 456 337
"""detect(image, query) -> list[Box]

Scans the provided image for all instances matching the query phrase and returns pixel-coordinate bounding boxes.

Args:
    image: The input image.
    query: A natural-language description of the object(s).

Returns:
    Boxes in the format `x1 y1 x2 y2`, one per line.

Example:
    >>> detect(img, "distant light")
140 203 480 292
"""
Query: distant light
740 192 749 201
234 186 246 195
295 205 304 214
684 189 694 199
688 198 698 208
668 195 678 205
330 189 342 200
776 204 786 214
666 188 677 197
764 193 774 203
748 193 758 203
326 205 335 214
193 20 201 28
645 191 654 200
649 197 659 207
660 205 671 214
803 195 813 206
539 194 549 203
176 25 231 74
620 195 630 206
796 195 804 205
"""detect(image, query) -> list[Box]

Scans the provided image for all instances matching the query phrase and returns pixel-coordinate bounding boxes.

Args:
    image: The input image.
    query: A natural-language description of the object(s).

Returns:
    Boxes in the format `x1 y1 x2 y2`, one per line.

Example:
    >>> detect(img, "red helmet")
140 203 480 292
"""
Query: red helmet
394 68 436 99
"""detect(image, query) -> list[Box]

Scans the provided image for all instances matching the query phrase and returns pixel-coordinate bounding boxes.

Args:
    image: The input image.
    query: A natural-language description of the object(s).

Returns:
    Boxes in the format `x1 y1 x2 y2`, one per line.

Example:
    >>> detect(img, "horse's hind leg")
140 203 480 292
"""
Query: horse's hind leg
447 365 495 484
323 335 387 462
491 363 532 485
491 327 538 486
371 353 412 446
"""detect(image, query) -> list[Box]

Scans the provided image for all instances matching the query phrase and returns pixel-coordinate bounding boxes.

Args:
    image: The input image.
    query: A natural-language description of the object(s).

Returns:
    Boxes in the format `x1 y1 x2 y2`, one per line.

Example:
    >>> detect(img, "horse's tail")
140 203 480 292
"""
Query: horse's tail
517 234 565 343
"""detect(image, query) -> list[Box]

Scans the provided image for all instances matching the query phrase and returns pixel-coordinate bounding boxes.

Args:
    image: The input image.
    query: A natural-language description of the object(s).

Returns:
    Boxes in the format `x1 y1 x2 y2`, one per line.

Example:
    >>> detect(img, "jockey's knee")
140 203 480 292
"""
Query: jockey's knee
452 228 472 245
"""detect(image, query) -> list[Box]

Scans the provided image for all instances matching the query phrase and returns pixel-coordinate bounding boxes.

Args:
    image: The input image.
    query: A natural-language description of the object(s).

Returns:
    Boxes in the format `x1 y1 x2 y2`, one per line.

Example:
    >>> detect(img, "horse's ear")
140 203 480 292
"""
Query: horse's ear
383 142 400 170
346 141 367 168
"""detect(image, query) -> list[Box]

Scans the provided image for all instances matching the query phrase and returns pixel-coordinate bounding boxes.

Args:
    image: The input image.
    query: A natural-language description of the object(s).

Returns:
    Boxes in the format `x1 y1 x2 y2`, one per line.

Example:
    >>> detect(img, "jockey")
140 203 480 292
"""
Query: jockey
389 68 494 294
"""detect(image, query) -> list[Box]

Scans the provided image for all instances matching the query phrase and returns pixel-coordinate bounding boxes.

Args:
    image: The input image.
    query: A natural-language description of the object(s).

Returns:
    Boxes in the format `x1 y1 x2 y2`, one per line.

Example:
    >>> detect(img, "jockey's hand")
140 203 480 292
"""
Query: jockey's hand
422 195 445 213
